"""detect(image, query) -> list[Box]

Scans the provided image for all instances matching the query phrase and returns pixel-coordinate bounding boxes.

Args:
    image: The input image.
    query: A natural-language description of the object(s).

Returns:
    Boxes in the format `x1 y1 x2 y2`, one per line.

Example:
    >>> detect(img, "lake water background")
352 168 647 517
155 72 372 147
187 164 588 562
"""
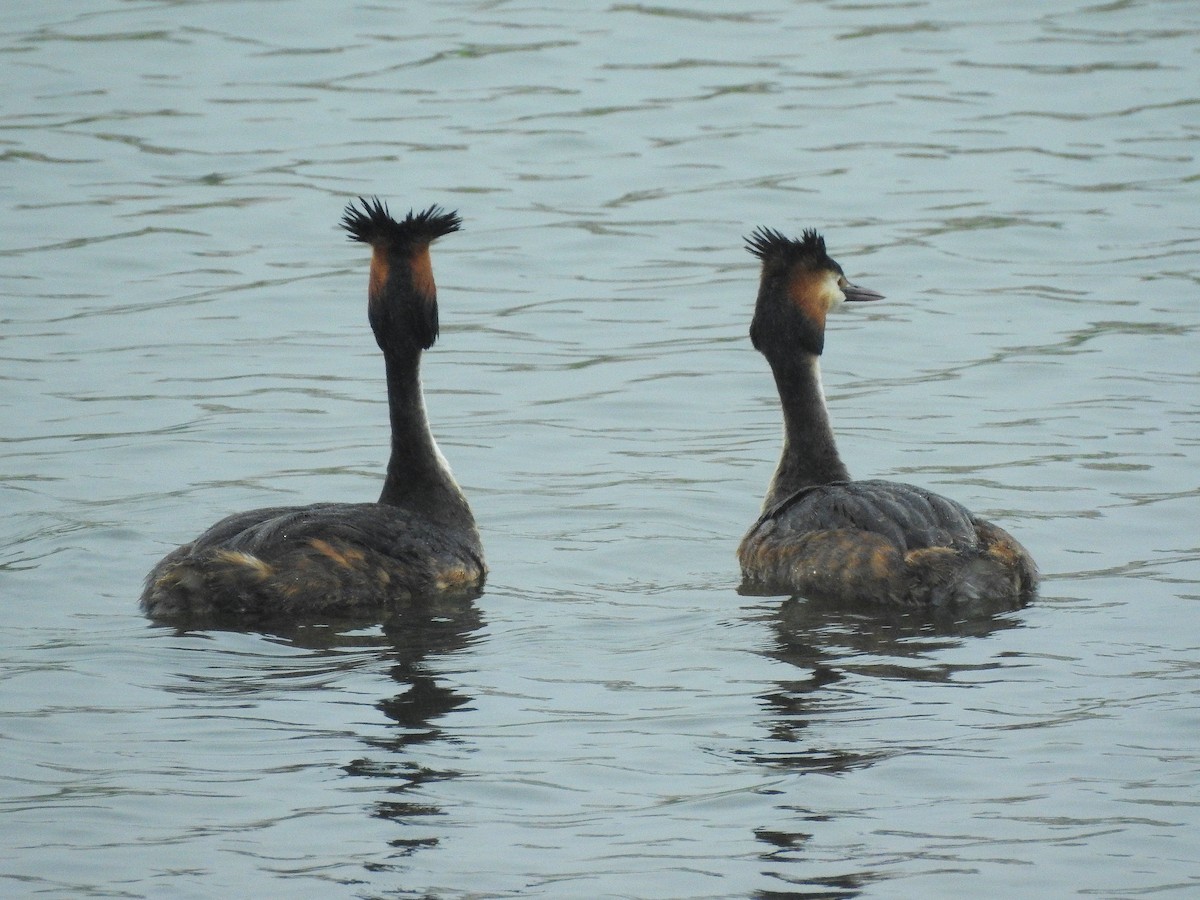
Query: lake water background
2 1 1198 897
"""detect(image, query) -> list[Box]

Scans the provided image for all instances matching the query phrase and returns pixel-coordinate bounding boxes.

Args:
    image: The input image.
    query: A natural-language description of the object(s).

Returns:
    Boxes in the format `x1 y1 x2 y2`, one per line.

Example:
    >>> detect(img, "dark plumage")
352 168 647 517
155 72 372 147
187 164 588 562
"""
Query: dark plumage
341 198 461 251
141 198 484 623
737 228 1037 608
745 226 828 268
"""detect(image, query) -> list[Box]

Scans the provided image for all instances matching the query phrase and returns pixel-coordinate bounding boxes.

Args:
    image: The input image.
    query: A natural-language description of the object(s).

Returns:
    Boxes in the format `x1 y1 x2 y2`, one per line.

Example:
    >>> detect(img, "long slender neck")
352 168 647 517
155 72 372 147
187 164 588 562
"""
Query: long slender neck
378 347 475 532
763 350 851 509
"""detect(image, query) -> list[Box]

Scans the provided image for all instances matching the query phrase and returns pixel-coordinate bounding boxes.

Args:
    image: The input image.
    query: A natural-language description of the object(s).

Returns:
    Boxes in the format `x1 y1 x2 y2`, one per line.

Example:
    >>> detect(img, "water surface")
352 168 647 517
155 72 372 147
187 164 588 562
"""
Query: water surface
2 1 1198 897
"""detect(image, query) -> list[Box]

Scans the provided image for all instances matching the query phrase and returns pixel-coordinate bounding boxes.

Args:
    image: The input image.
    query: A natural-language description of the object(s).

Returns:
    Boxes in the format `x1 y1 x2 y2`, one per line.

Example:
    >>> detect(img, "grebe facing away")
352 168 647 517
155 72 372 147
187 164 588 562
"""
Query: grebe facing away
140 199 485 621
737 227 1037 608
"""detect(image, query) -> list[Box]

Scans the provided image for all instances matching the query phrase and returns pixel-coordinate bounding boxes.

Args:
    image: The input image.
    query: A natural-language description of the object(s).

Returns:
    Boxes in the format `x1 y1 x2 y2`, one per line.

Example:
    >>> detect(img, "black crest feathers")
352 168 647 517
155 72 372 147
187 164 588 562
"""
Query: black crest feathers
341 197 462 248
745 227 829 270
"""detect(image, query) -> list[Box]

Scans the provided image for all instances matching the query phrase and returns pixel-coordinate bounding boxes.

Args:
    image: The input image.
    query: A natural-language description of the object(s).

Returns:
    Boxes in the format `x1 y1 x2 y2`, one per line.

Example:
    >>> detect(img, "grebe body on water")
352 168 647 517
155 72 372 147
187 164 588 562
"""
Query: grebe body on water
737 227 1037 607
140 199 485 621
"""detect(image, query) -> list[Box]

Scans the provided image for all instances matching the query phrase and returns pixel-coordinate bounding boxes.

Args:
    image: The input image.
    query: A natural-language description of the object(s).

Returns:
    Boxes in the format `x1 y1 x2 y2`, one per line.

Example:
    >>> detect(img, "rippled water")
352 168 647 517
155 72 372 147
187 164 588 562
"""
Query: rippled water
3 1 1198 897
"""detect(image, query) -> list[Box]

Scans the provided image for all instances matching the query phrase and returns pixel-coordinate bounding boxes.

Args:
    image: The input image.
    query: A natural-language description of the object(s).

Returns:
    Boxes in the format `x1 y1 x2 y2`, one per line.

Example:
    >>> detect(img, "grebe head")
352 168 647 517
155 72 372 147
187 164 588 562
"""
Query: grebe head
342 198 462 353
745 227 883 356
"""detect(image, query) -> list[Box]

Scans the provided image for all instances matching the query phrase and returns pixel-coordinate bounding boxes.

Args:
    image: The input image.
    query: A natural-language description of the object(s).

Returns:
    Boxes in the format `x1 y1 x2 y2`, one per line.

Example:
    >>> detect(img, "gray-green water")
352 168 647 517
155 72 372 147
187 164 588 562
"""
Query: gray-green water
3 1 1198 897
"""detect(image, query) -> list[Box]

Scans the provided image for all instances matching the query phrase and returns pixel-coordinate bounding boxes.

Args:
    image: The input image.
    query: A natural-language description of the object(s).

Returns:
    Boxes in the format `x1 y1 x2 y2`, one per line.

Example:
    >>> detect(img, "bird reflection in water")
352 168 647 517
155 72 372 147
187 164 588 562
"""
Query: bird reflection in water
344 597 483 857
746 596 1026 893
155 595 483 862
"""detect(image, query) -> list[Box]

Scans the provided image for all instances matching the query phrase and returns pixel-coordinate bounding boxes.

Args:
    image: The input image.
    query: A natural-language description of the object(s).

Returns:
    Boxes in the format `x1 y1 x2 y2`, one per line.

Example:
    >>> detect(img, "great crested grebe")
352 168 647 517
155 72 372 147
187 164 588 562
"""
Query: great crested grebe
140 199 485 621
737 227 1037 607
